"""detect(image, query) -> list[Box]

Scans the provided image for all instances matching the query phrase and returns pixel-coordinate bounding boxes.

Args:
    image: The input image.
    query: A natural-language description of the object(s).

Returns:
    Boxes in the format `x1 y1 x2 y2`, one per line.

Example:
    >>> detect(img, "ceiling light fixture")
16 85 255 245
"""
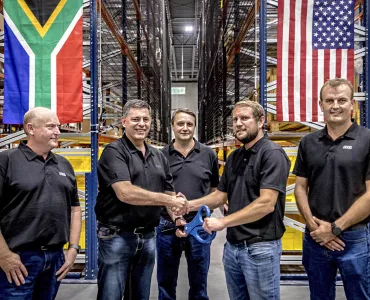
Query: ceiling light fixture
185 26 193 32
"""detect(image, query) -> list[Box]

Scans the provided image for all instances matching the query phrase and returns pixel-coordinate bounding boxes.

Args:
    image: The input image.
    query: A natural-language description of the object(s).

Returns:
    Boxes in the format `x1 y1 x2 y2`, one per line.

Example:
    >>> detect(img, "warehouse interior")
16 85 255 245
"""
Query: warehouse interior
0 0 368 299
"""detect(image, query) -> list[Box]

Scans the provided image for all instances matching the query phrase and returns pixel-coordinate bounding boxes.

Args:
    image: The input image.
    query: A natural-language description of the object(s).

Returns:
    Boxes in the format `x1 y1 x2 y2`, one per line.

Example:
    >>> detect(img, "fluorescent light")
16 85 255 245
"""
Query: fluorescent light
185 26 193 32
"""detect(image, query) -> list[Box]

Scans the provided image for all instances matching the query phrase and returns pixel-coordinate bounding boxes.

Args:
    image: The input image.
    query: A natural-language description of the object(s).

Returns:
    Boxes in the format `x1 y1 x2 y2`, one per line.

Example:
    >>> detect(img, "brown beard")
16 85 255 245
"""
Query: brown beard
235 128 259 144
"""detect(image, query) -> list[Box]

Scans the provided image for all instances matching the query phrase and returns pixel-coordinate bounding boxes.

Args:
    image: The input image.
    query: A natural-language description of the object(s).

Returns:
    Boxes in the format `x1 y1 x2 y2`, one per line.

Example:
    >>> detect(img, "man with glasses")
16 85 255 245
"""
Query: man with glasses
95 100 188 300
0 107 82 299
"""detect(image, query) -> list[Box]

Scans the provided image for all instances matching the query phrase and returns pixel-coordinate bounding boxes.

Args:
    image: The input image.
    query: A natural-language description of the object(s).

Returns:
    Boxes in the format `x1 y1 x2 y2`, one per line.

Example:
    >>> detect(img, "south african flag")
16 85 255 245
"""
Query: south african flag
3 0 83 124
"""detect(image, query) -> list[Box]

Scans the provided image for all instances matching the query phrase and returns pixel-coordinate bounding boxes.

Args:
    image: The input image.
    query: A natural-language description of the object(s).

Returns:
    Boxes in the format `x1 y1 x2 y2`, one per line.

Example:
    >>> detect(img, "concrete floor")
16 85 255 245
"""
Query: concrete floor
56 227 346 300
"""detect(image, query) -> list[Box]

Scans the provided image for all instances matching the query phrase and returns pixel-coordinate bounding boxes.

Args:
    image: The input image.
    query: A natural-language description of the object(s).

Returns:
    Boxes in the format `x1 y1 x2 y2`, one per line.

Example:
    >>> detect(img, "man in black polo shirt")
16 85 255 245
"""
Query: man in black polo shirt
188 100 290 300
95 100 188 300
156 108 219 300
294 78 370 299
0 107 82 299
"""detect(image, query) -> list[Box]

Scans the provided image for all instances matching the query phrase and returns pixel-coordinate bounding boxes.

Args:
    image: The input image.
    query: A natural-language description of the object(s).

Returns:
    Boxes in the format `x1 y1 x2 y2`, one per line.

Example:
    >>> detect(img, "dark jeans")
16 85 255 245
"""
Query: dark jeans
303 225 370 300
0 248 64 300
97 225 156 300
156 217 211 300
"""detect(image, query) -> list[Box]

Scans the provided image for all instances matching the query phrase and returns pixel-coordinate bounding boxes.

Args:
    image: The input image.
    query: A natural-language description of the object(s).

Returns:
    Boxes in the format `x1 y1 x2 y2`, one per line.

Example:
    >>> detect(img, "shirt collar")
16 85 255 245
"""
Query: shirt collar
318 121 358 140
18 141 58 163
168 138 200 154
122 133 153 156
243 132 269 154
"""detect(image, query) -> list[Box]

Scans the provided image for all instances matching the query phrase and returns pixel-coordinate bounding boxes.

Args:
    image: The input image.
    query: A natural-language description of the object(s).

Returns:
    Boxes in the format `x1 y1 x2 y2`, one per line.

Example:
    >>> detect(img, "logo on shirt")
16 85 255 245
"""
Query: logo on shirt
59 172 66 176
343 145 352 150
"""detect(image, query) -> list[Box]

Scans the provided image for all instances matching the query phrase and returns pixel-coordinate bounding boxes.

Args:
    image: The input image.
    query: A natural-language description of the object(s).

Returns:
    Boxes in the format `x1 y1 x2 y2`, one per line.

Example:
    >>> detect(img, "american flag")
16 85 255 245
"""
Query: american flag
277 0 354 122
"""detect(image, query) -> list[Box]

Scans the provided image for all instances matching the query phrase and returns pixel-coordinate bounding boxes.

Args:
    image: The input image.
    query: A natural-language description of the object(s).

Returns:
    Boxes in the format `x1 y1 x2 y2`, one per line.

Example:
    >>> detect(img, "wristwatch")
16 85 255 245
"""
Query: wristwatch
69 244 81 253
331 222 342 236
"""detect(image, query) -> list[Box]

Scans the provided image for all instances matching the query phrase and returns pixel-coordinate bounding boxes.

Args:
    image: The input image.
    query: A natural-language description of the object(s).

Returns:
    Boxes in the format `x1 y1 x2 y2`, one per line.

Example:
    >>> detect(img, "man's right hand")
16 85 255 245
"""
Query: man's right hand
0 250 28 286
309 217 345 251
170 193 189 215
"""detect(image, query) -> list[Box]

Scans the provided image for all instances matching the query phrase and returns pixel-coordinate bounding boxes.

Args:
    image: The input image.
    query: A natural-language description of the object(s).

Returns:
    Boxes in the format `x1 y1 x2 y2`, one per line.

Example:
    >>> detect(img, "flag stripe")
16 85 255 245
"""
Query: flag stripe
288 0 296 121
276 0 284 121
51 8 83 113
306 0 313 121
300 0 307 121
294 0 302 121
55 16 83 124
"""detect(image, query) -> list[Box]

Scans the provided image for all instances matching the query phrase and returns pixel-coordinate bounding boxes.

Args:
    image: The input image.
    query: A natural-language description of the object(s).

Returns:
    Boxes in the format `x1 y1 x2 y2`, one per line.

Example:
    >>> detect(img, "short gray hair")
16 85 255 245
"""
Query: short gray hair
122 100 151 118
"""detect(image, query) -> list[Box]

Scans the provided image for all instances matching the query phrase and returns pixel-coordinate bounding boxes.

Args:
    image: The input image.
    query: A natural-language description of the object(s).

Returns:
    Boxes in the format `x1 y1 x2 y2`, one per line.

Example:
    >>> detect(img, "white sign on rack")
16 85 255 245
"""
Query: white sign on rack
171 87 186 95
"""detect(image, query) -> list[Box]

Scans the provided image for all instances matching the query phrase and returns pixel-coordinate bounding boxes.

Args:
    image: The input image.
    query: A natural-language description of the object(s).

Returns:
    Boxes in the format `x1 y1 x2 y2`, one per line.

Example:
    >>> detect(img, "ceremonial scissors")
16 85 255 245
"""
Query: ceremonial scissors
184 205 216 244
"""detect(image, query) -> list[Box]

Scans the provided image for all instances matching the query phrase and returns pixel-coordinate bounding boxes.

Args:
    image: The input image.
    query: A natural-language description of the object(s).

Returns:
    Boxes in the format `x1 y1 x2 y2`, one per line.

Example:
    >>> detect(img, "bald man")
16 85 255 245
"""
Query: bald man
0 107 82 300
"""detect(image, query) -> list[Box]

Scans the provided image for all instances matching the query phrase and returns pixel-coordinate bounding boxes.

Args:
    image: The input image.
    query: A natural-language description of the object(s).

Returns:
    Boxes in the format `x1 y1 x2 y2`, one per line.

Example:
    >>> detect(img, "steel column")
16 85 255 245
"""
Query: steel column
85 0 99 280
234 0 240 102
259 0 267 115
122 0 127 108
366 0 370 128
137 0 142 99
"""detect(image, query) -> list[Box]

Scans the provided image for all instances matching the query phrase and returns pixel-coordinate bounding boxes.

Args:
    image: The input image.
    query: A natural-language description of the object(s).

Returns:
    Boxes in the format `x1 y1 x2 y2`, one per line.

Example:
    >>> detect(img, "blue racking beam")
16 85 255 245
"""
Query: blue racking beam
85 0 99 280
260 0 267 116
122 0 127 108
366 0 370 128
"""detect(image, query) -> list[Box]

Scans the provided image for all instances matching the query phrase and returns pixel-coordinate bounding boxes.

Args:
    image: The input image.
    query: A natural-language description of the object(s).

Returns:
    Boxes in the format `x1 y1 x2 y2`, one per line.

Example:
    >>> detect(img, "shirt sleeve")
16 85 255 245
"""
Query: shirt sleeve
71 179 80 207
0 153 8 207
98 145 131 187
162 154 175 192
259 149 290 193
293 137 308 178
210 151 220 188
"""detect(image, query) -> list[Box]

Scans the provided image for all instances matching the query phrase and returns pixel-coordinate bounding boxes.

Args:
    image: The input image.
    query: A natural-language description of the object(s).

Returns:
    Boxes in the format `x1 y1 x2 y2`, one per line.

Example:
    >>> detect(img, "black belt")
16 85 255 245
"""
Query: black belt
15 244 64 252
232 237 276 247
98 221 154 234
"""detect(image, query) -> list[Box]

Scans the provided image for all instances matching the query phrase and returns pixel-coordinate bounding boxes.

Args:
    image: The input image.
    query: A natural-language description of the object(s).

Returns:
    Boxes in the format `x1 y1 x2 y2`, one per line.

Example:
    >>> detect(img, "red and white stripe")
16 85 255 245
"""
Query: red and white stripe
277 0 354 122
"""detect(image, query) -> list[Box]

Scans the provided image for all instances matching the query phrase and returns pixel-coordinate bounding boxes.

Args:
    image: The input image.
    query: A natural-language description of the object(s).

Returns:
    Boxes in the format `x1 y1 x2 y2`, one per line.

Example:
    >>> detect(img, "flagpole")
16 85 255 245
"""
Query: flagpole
85 0 99 280
366 0 370 128
259 0 267 117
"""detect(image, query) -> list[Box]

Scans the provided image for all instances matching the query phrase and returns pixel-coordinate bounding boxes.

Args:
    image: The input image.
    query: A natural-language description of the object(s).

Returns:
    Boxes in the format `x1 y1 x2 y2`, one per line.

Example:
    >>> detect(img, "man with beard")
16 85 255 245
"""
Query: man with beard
156 108 219 300
187 100 290 299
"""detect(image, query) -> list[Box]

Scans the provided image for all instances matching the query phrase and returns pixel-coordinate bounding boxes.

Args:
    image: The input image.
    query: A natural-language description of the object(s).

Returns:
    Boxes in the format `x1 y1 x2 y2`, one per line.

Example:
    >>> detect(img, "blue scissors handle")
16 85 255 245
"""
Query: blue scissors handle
184 205 216 244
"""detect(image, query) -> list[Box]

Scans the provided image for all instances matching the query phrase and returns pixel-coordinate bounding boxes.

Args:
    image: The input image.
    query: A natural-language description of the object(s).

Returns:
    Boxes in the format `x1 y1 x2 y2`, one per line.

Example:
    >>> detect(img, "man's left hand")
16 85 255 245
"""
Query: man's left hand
310 216 335 244
55 248 78 281
203 217 226 234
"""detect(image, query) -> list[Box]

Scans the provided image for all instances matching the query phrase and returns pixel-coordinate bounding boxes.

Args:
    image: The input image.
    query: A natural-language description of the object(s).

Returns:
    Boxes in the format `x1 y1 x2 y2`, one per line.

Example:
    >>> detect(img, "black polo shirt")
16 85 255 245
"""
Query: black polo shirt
95 134 174 229
0 142 80 251
218 135 290 244
161 139 219 222
293 122 370 224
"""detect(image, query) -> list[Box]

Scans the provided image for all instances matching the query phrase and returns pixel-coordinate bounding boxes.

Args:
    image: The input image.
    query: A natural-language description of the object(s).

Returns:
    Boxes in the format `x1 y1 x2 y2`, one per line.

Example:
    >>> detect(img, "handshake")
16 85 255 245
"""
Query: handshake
168 192 190 216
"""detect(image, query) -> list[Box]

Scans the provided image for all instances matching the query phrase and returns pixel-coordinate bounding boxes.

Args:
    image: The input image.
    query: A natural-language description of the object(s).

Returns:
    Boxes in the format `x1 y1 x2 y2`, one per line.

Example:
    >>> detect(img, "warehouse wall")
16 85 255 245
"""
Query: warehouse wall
171 82 198 139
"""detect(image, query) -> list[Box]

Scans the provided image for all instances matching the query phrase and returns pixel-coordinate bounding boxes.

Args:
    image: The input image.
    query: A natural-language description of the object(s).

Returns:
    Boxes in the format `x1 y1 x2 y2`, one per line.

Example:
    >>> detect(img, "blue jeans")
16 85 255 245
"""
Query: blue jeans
223 239 282 300
156 217 211 300
0 248 65 300
97 225 156 300
303 226 370 300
